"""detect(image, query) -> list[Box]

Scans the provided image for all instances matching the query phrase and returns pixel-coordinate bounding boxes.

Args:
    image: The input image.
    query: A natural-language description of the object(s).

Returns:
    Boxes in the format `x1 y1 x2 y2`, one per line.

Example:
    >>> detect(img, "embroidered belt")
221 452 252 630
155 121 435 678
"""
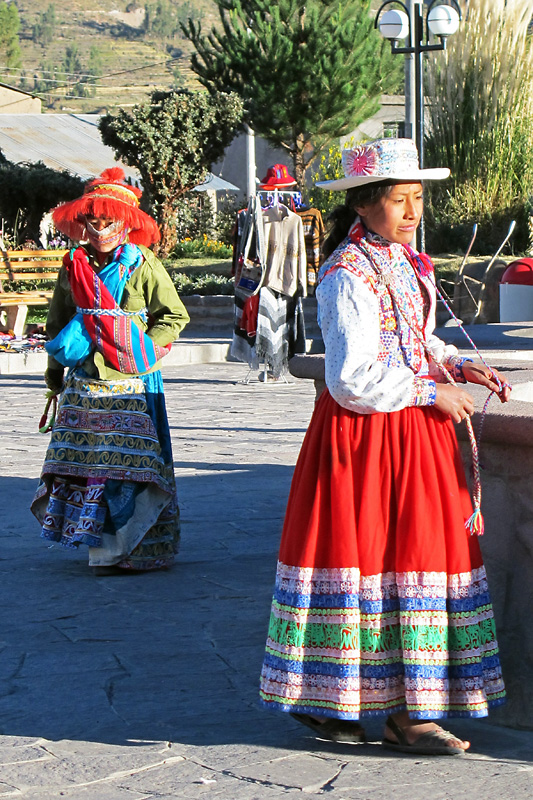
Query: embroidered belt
76 306 149 322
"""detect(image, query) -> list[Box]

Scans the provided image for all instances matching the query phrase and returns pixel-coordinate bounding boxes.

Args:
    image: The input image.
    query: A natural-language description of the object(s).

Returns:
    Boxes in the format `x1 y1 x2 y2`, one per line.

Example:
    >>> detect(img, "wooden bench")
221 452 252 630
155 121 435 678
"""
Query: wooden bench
0 249 67 337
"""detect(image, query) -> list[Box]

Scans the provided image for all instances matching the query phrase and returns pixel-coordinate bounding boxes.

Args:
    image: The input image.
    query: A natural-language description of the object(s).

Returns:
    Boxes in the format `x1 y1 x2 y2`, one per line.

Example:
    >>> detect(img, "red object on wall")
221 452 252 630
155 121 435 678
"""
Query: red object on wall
501 258 533 285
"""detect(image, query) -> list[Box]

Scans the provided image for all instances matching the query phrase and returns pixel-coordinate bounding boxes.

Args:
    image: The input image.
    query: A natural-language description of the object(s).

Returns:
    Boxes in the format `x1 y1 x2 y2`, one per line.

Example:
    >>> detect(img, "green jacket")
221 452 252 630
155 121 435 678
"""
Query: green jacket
46 244 190 380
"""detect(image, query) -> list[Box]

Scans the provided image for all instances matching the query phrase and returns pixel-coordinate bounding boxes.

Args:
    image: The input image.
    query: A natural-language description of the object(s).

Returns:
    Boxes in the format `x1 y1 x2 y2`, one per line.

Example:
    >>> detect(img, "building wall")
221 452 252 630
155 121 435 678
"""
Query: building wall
212 131 290 199
0 88 41 114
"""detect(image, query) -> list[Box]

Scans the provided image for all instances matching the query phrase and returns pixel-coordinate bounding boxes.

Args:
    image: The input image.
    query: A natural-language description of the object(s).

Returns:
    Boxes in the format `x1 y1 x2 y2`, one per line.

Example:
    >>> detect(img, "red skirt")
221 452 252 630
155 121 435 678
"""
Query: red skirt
260 390 505 719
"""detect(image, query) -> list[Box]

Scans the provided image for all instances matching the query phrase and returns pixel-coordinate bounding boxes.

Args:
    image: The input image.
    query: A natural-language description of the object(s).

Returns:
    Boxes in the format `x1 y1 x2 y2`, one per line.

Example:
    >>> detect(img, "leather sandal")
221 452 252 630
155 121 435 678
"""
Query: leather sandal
290 712 366 743
382 715 466 756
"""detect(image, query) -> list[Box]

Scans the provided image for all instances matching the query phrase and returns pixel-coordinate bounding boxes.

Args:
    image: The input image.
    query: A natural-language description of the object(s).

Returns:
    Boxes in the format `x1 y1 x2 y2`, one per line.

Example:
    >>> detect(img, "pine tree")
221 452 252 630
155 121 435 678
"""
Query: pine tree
183 0 401 187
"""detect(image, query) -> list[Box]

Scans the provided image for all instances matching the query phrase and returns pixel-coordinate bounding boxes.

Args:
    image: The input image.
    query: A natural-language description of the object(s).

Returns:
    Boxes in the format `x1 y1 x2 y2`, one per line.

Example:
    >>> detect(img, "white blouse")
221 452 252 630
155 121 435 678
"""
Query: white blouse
316 235 463 414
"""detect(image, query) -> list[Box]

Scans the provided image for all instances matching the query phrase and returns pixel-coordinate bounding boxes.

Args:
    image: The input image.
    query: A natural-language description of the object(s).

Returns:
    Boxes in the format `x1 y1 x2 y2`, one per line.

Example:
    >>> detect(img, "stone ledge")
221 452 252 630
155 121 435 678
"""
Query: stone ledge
183 294 234 308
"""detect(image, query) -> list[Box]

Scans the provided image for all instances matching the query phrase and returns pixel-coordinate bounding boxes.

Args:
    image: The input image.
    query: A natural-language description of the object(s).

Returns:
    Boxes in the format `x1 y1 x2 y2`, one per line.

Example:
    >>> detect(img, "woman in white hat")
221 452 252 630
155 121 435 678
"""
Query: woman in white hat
259 139 510 755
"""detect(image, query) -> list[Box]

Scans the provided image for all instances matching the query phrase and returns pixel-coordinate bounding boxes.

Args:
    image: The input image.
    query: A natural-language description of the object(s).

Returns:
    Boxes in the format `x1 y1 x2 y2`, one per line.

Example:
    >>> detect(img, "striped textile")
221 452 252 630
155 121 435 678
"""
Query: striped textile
255 287 306 378
69 247 171 373
32 369 180 571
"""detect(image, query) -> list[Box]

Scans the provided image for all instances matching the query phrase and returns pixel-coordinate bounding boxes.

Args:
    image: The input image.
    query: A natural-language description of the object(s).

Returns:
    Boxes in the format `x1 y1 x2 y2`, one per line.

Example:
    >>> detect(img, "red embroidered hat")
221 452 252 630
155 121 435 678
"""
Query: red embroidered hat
52 167 160 247
259 164 297 189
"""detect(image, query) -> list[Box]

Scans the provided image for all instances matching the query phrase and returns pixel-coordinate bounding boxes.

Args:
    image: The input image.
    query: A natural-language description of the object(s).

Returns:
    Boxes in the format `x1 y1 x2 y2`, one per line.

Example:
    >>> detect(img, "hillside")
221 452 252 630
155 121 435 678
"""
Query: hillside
9 0 220 113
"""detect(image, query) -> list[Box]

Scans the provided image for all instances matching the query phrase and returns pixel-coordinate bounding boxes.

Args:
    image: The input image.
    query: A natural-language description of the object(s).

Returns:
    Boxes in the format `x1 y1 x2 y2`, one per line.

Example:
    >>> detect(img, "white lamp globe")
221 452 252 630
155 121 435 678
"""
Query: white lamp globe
378 9 410 40
427 5 460 37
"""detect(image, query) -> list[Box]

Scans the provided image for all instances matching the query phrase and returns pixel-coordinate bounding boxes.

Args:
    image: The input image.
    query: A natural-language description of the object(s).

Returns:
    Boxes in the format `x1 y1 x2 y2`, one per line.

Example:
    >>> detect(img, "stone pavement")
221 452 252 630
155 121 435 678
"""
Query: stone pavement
1 361 533 800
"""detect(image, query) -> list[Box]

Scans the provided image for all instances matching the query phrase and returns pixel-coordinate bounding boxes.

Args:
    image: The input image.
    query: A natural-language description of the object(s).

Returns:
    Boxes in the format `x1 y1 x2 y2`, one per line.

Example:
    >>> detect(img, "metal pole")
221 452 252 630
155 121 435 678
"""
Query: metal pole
404 0 417 142
405 0 418 247
244 124 256 199
413 1 425 251
414 3 424 170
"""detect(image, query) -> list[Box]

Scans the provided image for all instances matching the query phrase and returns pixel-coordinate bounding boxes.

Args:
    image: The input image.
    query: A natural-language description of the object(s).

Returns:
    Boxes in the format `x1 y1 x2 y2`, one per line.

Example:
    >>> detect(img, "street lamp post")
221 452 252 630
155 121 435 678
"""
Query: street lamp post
375 0 461 248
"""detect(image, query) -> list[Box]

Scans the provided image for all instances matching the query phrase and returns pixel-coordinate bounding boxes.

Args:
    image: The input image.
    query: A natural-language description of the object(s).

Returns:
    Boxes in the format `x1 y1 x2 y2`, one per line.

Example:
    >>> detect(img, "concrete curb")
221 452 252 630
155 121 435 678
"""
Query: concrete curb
0 338 234 375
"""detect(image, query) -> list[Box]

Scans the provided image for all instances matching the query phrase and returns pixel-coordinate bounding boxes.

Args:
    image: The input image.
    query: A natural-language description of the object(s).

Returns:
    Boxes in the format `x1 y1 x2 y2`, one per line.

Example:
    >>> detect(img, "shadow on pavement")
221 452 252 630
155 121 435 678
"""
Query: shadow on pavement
1 471 532 765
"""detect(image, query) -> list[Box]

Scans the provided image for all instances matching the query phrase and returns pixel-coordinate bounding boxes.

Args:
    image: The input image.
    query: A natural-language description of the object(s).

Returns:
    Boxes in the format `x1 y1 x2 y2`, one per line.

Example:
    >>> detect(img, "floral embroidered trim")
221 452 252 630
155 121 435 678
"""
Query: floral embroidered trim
445 355 473 384
259 563 505 719
411 376 436 407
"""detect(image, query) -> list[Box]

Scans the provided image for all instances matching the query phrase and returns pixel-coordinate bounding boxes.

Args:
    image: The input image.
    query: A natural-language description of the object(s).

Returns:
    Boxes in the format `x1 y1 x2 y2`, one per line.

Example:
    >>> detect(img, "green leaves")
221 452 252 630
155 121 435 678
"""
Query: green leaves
425 0 533 252
99 89 244 255
0 1 22 71
0 161 83 245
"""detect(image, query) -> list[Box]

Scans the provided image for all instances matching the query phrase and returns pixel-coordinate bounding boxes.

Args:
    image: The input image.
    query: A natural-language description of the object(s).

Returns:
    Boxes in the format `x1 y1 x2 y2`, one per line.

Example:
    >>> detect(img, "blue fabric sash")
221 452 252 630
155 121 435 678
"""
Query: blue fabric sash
46 244 144 367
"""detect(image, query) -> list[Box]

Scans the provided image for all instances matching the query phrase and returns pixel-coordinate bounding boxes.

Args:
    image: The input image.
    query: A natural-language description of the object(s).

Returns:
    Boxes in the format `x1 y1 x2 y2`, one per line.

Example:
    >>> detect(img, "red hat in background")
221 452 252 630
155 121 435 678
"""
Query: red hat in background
52 167 160 247
259 164 297 189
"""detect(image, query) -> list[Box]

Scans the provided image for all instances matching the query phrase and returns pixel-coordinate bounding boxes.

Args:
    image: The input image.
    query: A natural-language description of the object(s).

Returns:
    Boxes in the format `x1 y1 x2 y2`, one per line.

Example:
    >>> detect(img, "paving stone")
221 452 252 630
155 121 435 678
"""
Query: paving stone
1 362 533 799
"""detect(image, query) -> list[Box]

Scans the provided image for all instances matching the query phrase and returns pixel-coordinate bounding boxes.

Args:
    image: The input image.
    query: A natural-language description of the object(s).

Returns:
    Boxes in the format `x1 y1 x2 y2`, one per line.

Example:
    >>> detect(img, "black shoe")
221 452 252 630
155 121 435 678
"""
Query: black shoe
290 712 366 743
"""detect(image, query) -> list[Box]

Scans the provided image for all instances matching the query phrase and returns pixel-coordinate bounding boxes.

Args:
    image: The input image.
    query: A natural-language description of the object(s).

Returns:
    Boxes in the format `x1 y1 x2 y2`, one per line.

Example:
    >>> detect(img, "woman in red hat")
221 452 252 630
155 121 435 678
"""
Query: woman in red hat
31 168 189 573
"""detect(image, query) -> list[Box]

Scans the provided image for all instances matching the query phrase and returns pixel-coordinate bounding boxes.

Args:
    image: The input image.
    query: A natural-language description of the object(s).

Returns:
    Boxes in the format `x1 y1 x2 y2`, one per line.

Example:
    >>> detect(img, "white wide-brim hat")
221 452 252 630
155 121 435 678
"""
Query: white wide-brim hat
316 138 450 191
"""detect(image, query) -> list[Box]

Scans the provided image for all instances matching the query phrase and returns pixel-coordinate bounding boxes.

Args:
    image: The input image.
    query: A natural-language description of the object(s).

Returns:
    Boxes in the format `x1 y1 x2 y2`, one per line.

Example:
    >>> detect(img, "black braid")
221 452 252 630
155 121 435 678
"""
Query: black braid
322 181 395 259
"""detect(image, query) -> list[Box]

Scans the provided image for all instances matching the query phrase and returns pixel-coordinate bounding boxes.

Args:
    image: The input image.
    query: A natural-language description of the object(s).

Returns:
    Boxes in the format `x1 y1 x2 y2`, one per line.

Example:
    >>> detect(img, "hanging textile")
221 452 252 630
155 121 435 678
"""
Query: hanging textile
261 204 307 298
295 207 326 293
255 288 306 378
231 193 307 376
233 195 267 296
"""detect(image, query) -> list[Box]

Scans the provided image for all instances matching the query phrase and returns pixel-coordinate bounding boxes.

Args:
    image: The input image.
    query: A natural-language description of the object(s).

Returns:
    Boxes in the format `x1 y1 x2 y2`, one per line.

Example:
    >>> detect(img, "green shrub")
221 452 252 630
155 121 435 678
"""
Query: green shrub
425 0 533 255
308 142 348 221
169 270 234 295
214 193 246 246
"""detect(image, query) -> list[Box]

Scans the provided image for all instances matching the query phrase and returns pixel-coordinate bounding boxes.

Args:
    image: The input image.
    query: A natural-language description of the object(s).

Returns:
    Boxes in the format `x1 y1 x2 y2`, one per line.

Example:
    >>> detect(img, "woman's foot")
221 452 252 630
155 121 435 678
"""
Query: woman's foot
383 712 470 756
290 712 366 743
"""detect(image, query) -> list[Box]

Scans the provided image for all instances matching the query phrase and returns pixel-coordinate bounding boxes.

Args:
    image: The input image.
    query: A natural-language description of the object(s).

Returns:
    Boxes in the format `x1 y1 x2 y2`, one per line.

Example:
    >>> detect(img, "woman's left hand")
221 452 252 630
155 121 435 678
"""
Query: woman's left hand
461 362 512 403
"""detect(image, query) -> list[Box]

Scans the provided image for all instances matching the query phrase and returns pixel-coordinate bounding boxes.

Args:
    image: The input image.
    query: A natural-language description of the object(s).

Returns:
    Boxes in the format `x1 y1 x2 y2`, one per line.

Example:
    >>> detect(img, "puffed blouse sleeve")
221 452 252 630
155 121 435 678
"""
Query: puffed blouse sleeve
317 268 436 413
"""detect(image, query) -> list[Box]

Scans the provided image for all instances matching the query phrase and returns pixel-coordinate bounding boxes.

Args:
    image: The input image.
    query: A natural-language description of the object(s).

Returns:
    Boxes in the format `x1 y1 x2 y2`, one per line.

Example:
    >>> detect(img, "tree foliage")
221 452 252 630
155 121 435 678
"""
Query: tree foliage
99 89 244 256
142 0 201 42
32 4 57 48
87 46 104 95
0 1 22 72
425 0 533 253
33 44 103 104
0 160 83 244
182 0 401 187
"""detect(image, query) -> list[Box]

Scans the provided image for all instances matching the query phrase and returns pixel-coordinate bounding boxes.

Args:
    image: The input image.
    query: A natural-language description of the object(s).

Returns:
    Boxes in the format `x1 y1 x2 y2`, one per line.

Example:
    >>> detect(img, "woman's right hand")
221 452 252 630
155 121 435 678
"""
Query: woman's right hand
44 367 65 395
434 384 474 423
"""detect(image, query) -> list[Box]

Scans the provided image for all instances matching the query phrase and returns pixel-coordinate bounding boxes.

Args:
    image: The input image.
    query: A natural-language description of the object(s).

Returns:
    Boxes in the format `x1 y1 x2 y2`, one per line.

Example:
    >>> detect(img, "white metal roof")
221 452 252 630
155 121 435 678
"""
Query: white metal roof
0 114 238 190
193 172 238 192
0 114 139 180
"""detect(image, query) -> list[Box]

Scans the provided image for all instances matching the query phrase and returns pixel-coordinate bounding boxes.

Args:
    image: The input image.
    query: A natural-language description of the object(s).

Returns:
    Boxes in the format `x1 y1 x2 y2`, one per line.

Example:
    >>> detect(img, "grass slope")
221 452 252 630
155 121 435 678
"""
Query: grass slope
12 0 219 112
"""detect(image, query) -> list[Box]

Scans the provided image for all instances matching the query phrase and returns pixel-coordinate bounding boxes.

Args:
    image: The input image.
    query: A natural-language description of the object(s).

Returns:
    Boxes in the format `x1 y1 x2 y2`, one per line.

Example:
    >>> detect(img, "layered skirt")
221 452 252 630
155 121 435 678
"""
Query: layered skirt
31 369 179 571
259 390 505 719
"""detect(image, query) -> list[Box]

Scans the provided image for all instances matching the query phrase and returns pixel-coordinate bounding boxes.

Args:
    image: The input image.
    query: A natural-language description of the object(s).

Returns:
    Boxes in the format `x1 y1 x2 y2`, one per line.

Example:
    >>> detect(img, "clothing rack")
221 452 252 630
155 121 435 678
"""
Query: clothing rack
257 188 303 208
240 365 292 386
232 190 306 386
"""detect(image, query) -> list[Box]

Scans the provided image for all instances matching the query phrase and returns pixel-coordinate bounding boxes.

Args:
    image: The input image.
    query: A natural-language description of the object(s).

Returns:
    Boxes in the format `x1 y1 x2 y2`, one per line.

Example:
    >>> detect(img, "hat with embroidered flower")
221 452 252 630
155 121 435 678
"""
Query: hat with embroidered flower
315 138 450 192
259 163 297 189
52 167 160 247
